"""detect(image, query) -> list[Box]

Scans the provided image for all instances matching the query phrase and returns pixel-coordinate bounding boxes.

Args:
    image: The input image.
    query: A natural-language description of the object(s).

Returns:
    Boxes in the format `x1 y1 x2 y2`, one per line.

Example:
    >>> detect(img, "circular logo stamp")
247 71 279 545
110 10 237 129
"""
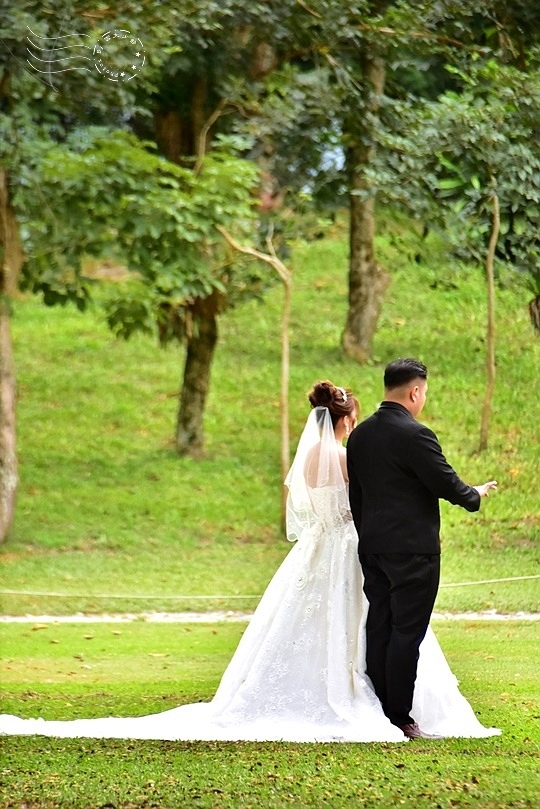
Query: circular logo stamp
93 29 145 82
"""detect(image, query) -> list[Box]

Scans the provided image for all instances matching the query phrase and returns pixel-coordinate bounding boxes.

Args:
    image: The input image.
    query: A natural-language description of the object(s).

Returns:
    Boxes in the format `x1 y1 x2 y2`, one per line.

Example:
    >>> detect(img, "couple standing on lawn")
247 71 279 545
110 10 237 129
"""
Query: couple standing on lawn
0 358 500 742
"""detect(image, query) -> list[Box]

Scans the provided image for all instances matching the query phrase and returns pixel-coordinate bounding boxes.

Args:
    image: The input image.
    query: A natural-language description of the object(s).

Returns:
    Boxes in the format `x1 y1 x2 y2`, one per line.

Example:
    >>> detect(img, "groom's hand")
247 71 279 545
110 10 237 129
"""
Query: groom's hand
474 481 498 498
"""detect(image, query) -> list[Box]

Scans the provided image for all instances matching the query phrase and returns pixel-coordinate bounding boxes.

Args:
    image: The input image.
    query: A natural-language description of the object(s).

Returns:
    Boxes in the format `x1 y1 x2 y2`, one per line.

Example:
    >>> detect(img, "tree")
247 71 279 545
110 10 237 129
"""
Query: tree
0 0 270 538
0 167 24 539
341 45 390 362
228 1 538 362
223 1 394 362
0 0 178 537
373 57 540 449
3 0 540 542
315 0 540 360
217 225 292 523
20 130 262 457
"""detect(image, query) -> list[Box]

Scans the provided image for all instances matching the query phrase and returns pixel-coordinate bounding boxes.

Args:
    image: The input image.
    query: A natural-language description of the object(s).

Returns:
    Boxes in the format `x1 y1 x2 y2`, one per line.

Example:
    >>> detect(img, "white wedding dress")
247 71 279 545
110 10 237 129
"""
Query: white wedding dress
0 409 499 743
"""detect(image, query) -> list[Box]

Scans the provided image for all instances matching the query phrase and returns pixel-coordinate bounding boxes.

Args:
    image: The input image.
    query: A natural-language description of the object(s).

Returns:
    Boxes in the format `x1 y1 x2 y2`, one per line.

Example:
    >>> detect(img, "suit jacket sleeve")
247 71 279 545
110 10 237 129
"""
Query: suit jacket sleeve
346 450 362 526
411 425 481 512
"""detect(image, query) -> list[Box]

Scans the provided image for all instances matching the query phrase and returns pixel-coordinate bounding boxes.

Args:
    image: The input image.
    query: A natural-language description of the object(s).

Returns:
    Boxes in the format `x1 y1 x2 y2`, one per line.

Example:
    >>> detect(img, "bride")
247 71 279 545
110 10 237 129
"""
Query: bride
0 381 499 742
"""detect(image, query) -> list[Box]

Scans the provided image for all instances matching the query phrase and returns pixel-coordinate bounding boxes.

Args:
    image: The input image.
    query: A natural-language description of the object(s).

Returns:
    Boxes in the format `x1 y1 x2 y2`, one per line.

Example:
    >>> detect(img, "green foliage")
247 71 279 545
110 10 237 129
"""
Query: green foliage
375 57 540 295
5 0 540 309
18 128 265 340
0 1 165 183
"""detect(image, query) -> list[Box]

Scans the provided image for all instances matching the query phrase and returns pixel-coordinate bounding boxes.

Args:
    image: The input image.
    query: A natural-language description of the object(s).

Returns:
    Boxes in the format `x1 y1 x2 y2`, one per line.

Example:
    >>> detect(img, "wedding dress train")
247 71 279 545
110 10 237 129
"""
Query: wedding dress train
0 410 500 743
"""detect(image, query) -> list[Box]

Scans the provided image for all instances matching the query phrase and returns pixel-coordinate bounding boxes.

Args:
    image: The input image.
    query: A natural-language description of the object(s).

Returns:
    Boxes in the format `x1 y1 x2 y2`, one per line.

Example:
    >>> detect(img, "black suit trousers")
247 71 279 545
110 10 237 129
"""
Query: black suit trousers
359 552 440 727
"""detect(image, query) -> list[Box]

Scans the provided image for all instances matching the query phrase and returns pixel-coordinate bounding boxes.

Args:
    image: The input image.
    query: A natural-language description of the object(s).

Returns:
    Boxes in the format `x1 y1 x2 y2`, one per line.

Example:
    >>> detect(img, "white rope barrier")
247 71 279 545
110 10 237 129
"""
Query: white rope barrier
0 591 255 599
0 574 538 600
0 611 536 623
439 574 540 588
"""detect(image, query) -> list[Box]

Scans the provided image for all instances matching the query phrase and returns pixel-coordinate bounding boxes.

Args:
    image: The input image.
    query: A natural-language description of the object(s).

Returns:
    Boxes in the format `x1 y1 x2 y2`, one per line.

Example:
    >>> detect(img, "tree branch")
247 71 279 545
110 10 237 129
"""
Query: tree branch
216 225 290 284
217 224 292 521
194 98 230 175
295 0 322 19
479 178 499 452
359 24 469 50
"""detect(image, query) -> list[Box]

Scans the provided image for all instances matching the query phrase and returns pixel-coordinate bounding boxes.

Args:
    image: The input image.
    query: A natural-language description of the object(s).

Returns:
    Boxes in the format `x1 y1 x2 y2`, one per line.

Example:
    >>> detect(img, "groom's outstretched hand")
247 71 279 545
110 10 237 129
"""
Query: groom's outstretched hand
474 481 498 498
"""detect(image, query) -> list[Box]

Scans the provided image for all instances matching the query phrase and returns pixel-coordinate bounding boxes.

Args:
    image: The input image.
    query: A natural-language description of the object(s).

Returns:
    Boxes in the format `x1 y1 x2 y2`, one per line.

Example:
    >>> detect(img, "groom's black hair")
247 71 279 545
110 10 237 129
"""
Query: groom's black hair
384 358 428 390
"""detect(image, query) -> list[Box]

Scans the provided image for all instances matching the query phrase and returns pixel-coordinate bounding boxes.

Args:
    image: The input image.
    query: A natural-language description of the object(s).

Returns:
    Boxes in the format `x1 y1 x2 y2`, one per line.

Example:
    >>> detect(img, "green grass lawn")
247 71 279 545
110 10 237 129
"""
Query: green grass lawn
0 620 538 808
2 212 539 617
1 212 539 807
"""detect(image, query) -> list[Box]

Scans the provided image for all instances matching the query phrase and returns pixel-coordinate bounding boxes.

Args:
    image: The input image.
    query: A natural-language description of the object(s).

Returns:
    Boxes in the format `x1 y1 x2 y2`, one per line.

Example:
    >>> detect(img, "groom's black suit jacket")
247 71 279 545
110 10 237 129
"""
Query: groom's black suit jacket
347 402 480 555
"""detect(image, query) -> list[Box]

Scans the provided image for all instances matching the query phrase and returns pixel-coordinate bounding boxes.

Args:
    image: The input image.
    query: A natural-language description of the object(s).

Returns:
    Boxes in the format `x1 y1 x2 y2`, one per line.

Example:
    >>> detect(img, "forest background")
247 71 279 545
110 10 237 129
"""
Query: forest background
0 2 539 807
2 0 540 539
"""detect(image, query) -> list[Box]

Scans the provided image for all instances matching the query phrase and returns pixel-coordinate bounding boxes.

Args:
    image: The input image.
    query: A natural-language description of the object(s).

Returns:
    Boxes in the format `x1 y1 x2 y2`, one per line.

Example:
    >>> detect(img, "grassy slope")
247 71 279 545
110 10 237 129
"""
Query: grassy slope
2 212 539 616
1 212 539 808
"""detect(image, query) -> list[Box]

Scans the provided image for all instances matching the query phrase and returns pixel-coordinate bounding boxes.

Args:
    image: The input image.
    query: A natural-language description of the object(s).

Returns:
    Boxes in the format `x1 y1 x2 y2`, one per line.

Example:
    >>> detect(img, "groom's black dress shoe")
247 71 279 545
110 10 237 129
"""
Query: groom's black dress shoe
400 722 444 740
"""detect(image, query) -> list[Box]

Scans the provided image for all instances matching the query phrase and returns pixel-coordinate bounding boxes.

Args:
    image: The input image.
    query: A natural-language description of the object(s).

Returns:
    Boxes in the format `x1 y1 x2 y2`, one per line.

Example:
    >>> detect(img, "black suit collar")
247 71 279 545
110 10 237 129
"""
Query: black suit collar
378 401 414 419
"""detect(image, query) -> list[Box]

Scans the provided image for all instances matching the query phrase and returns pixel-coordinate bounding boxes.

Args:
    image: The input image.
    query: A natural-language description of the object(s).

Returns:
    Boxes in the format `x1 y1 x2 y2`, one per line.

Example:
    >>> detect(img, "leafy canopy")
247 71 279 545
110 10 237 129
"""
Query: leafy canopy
19 129 264 338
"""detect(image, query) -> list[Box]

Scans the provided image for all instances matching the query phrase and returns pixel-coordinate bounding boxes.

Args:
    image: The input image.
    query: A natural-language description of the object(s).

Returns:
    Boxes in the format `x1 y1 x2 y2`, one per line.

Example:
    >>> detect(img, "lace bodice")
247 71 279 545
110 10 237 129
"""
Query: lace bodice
308 485 353 530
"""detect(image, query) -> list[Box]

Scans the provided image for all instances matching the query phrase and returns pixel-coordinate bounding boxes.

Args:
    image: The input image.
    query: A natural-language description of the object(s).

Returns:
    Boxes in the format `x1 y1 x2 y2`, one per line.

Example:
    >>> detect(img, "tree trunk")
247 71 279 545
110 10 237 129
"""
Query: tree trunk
280 268 291 527
154 76 210 164
175 291 222 457
0 301 17 541
153 109 188 164
479 189 500 452
0 168 24 541
342 52 390 363
528 295 540 333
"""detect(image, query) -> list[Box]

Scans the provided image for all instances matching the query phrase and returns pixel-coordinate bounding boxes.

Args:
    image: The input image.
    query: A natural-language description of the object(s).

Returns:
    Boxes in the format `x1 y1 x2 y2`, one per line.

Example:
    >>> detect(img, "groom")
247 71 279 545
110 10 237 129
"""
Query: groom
347 358 497 739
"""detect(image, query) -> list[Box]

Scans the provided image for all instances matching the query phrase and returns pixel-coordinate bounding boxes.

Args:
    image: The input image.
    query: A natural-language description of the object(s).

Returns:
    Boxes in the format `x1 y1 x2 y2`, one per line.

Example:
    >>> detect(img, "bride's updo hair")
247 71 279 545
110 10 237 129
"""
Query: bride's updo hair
308 380 358 428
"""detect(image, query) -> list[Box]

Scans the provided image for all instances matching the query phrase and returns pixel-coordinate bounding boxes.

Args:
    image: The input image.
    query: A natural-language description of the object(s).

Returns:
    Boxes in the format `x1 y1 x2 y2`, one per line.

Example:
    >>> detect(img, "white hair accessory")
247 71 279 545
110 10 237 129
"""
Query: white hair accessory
337 387 347 402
